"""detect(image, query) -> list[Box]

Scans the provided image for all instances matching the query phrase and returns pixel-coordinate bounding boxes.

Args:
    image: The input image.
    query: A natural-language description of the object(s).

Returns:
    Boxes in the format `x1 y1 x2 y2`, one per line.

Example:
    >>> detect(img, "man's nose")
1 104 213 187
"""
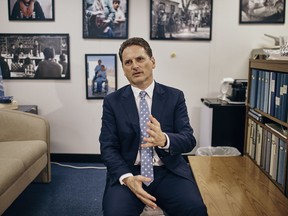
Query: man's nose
131 60 139 69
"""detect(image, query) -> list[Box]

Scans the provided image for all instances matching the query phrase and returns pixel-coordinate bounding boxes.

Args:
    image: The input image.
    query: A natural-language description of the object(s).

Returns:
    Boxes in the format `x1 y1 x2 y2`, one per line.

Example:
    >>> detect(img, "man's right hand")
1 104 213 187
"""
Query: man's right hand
123 175 157 209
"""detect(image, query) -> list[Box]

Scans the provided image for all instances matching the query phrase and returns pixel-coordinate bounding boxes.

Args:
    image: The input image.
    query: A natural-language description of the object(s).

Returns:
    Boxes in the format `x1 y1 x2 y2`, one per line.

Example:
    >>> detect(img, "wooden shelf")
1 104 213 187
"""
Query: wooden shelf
245 59 288 197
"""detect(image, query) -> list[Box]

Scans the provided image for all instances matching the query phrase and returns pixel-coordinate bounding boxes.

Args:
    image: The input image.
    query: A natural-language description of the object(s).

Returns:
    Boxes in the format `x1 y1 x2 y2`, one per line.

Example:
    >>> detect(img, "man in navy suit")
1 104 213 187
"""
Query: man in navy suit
100 37 207 216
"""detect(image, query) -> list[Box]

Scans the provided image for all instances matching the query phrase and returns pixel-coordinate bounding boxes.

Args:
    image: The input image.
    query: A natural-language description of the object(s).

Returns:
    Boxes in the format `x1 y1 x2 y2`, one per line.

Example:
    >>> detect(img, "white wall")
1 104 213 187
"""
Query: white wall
1 0 287 154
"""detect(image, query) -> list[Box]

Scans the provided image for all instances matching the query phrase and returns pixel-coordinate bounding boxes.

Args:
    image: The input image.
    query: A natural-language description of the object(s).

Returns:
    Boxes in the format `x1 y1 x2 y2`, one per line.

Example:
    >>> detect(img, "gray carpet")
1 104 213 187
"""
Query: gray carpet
3 163 107 216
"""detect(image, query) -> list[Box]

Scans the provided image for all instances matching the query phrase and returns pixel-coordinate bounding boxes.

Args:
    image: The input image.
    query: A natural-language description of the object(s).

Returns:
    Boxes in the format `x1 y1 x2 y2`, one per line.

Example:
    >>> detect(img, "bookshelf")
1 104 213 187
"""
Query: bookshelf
245 59 288 197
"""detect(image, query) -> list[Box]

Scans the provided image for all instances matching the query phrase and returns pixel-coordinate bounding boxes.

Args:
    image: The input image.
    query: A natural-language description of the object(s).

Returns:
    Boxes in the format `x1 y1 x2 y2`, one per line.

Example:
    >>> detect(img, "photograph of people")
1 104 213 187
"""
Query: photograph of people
83 0 128 39
86 54 116 99
9 0 54 20
241 0 285 23
150 0 212 40
0 34 70 79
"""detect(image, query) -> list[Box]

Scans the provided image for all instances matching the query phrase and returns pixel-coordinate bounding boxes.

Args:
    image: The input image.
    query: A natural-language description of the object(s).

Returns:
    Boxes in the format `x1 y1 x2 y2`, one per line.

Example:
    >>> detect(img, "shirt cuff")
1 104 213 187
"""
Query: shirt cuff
119 173 133 185
158 133 170 149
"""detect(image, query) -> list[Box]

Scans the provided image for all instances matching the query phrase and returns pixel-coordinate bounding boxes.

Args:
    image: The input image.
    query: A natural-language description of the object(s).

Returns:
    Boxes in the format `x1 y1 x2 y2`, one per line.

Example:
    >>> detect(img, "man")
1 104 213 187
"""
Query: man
96 64 107 93
112 0 126 37
16 43 25 56
34 47 62 78
99 37 207 216
58 54 68 77
92 59 102 94
86 0 115 38
0 57 10 79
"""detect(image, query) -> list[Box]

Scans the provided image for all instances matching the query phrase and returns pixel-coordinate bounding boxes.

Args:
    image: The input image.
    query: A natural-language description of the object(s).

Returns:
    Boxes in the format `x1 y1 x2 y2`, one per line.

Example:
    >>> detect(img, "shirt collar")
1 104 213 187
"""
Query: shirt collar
131 81 155 99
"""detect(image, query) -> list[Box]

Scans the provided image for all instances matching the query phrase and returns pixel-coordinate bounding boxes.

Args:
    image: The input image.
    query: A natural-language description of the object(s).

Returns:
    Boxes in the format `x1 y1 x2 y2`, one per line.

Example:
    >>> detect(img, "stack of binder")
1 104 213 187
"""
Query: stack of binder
249 69 288 122
246 119 287 187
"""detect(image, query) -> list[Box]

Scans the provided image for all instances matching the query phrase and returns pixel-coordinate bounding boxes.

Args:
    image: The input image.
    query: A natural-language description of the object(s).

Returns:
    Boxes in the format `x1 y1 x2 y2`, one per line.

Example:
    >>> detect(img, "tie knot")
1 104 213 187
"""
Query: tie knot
139 91 147 99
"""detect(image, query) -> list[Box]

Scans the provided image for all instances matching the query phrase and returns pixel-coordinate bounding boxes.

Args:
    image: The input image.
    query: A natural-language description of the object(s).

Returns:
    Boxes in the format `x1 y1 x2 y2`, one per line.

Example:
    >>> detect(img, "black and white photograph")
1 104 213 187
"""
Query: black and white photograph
8 0 55 21
85 54 117 99
240 0 285 23
150 0 212 41
83 0 129 39
0 33 70 79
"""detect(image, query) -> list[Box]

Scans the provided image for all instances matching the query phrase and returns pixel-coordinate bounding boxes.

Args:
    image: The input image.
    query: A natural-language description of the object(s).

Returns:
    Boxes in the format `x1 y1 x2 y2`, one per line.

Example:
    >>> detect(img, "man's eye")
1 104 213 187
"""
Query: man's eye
136 57 144 62
124 60 132 65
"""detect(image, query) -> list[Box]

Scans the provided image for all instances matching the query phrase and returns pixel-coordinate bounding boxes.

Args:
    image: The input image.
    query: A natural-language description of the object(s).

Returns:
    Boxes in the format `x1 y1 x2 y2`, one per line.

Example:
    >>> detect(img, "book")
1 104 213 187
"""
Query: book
255 125 263 165
248 108 263 122
280 73 288 122
277 140 287 187
246 119 252 154
260 71 266 111
261 129 268 169
263 71 270 113
256 71 263 110
274 73 283 119
265 123 287 139
269 134 279 180
0 96 13 103
269 72 277 116
265 131 272 173
250 69 258 108
251 121 257 159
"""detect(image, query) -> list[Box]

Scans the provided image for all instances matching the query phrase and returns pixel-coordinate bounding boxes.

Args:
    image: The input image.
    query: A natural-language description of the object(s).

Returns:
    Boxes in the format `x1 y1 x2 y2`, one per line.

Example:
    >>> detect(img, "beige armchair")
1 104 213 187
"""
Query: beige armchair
0 109 51 215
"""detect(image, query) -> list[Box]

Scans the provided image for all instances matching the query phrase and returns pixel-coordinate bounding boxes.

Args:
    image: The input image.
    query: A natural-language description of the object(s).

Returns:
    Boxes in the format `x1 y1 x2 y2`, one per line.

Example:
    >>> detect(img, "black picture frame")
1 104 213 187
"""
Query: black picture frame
150 0 213 41
8 0 55 21
83 0 129 39
0 33 70 80
239 0 285 24
85 54 117 99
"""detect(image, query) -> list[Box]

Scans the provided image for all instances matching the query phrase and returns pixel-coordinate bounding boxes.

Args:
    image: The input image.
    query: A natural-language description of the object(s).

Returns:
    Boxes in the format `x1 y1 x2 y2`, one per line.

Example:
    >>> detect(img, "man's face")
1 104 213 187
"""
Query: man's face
121 45 155 89
113 1 120 10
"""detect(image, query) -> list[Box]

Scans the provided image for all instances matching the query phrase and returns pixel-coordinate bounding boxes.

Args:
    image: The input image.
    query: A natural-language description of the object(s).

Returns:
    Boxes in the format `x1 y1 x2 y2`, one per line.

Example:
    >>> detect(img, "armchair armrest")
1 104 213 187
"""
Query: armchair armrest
0 109 49 143
0 109 51 182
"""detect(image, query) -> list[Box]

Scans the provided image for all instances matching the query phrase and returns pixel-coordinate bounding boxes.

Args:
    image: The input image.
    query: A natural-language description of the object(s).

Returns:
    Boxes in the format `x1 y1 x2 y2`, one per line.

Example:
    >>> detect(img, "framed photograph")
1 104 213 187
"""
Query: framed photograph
8 0 55 21
240 0 285 24
0 33 70 79
150 0 212 41
83 0 129 39
85 54 117 99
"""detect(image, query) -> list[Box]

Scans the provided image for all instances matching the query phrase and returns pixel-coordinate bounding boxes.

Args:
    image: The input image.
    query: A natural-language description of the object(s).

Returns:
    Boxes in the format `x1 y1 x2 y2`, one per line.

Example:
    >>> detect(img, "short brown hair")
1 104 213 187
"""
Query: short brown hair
118 37 153 63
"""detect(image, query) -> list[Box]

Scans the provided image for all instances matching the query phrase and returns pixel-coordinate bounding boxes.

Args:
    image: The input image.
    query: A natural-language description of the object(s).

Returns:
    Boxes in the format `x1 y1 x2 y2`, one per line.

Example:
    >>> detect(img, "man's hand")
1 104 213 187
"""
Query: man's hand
19 0 35 17
142 115 166 148
123 175 157 209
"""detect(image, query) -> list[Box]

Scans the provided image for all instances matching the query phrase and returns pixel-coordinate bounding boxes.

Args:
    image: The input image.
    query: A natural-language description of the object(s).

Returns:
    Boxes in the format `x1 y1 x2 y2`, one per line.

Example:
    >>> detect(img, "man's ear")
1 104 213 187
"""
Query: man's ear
151 57 156 68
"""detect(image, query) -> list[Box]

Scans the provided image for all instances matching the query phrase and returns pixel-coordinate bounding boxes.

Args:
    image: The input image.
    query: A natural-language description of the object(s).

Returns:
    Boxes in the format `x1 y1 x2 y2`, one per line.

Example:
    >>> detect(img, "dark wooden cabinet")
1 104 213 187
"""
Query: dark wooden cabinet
200 98 246 154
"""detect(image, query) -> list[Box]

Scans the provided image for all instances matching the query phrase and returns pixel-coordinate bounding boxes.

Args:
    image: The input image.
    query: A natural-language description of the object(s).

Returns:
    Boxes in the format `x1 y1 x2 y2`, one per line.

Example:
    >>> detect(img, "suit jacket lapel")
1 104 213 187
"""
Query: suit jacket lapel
121 86 139 133
152 82 166 122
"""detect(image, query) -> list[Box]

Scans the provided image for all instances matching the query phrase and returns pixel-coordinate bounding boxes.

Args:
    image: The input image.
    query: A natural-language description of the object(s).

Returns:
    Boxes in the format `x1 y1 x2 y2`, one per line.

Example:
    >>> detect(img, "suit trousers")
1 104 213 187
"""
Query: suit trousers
102 165 208 216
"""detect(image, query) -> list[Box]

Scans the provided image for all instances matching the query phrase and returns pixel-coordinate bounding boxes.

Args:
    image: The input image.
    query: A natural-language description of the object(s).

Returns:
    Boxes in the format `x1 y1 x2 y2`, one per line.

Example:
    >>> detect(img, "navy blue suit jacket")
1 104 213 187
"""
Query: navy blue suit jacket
100 82 196 186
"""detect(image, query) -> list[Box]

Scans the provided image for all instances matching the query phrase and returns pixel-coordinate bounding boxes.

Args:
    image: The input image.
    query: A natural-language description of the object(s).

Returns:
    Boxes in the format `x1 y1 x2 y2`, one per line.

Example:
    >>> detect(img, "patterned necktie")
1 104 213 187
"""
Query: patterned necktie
139 91 154 186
